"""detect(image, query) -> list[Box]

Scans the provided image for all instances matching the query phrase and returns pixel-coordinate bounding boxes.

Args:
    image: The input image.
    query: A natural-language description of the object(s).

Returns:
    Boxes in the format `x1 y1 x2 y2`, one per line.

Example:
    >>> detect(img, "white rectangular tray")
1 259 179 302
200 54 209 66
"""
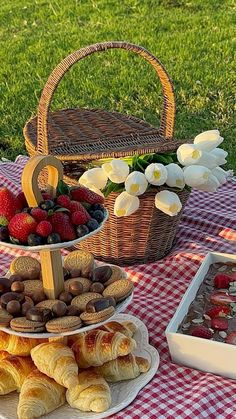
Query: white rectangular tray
165 252 236 380
0 314 159 419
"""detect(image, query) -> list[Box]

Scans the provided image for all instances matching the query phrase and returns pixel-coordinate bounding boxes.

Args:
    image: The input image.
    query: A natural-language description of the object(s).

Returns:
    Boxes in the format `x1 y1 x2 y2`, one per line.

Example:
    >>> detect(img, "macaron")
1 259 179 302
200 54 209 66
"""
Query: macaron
10 317 45 333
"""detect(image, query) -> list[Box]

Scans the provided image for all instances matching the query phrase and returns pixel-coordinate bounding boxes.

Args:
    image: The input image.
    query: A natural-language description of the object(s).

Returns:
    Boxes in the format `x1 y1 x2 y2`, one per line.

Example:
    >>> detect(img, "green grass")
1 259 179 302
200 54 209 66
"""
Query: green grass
0 0 235 170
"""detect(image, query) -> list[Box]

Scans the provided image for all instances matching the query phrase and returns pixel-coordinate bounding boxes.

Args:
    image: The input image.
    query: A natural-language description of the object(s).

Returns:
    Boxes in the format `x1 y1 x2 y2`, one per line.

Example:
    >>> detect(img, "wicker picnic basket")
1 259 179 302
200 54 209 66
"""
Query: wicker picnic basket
24 41 190 266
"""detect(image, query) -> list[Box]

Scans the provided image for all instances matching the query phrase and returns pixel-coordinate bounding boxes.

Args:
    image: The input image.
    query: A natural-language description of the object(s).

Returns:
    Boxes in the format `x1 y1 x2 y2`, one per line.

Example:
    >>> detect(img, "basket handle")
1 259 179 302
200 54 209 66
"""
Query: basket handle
37 41 176 154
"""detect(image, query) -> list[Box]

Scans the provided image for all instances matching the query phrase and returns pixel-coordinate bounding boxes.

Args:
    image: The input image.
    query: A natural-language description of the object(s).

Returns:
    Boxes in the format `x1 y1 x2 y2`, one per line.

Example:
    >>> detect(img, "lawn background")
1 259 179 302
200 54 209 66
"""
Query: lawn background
0 0 235 170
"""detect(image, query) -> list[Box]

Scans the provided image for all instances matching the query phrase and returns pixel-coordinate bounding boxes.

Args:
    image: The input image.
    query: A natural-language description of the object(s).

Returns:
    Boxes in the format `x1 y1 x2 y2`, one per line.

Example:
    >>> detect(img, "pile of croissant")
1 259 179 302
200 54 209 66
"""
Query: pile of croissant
0 320 150 418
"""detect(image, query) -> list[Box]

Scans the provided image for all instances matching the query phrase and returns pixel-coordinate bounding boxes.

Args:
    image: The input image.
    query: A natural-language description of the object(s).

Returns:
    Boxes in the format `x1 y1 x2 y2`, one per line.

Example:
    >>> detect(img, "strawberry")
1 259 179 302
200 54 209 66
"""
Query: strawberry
16 191 27 209
206 306 230 319
36 221 53 237
226 332 236 345
70 201 91 221
0 187 21 221
211 317 228 331
71 211 89 225
8 213 37 243
191 326 213 339
57 195 71 209
210 292 236 306
50 212 76 242
214 274 231 289
31 208 48 221
42 192 53 201
70 186 104 204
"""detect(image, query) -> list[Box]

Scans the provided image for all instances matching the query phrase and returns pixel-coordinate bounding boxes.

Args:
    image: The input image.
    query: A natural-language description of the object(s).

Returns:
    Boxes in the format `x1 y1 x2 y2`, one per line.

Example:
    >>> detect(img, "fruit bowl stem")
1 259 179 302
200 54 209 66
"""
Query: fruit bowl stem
40 249 64 299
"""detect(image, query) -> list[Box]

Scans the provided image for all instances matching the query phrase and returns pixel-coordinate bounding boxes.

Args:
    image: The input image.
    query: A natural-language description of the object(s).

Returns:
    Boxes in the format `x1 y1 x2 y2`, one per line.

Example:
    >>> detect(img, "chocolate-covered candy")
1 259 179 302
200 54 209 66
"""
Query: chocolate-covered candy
69 281 83 296
1 292 25 309
70 268 81 278
63 268 71 280
6 300 21 316
32 291 46 304
93 266 112 283
52 301 67 317
107 296 116 307
59 291 73 305
0 278 11 294
22 301 33 316
66 305 81 316
11 281 24 293
86 297 113 313
90 282 105 293
26 307 51 322
8 274 23 283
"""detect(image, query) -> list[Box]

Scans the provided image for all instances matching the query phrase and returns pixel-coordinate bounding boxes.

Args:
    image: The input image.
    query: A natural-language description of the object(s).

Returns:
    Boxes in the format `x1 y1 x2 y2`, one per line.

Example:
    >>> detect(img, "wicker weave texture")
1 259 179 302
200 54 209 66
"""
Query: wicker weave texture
78 188 190 266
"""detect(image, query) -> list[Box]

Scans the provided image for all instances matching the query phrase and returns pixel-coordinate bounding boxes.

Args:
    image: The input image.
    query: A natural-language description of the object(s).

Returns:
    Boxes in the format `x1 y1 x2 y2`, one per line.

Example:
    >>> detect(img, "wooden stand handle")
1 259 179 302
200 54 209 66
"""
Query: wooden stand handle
21 155 63 207
21 155 65 300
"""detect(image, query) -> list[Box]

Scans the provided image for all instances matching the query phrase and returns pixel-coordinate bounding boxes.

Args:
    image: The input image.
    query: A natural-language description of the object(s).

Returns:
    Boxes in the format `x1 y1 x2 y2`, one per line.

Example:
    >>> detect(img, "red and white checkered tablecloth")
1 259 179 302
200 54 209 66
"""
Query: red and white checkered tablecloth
0 156 236 419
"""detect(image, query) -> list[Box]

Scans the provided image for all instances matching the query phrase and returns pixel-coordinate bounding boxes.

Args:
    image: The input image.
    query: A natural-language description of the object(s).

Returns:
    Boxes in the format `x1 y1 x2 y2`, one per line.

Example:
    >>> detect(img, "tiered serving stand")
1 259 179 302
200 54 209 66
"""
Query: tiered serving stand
0 155 132 342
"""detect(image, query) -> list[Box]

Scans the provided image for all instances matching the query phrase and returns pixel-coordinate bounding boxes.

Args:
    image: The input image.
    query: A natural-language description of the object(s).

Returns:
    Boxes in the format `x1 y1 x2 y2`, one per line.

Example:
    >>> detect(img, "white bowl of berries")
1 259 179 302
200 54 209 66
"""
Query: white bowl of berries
165 252 236 380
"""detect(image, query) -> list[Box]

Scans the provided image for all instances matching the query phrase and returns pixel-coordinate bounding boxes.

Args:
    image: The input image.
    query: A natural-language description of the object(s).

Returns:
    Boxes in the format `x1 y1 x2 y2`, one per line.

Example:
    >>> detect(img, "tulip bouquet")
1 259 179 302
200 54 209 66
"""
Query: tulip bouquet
79 130 232 218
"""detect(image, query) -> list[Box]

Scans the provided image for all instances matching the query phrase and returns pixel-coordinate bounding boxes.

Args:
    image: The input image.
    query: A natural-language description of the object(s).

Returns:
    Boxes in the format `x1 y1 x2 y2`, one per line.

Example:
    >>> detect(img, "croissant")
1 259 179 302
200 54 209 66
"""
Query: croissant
72 329 136 368
31 342 78 388
93 353 150 382
66 370 111 413
0 356 34 395
97 320 137 337
0 350 9 361
17 369 66 419
0 330 47 356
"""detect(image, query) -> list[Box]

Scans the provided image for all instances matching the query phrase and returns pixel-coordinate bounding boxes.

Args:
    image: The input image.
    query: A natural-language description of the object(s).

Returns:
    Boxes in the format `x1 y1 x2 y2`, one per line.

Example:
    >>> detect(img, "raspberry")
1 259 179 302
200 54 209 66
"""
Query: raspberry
206 306 230 318
31 208 48 222
70 186 104 204
36 221 53 237
214 274 231 289
191 326 213 339
71 211 89 225
210 292 236 306
211 317 228 331
70 201 91 222
57 195 71 209
42 192 53 201
50 212 76 242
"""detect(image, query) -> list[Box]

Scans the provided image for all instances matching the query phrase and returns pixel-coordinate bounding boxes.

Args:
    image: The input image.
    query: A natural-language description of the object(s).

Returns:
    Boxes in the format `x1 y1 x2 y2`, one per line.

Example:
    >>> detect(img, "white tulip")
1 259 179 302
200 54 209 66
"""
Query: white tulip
194 130 223 151
125 171 148 196
184 165 211 187
144 163 168 186
114 191 140 217
210 148 228 166
155 190 182 217
165 163 185 189
177 144 203 166
197 174 220 192
211 167 228 185
79 168 108 190
102 159 130 184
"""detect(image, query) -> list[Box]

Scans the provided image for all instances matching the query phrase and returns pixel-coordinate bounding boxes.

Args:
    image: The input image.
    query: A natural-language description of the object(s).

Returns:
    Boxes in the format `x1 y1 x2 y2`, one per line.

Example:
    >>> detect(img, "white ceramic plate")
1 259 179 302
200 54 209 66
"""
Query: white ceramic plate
0 293 133 338
0 314 159 419
0 210 108 252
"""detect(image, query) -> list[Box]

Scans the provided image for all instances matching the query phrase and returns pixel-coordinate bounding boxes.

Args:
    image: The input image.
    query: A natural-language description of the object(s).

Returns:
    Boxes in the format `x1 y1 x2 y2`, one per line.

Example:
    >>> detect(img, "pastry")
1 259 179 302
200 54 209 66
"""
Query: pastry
31 342 78 388
97 320 137 337
105 265 127 285
17 369 66 419
0 307 13 326
64 277 92 293
66 370 111 413
10 256 41 280
0 330 47 356
0 355 34 395
10 317 46 333
0 350 9 361
45 316 82 333
93 353 150 382
103 279 134 302
80 306 115 325
64 250 94 278
72 329 137 368
71 292 102 312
